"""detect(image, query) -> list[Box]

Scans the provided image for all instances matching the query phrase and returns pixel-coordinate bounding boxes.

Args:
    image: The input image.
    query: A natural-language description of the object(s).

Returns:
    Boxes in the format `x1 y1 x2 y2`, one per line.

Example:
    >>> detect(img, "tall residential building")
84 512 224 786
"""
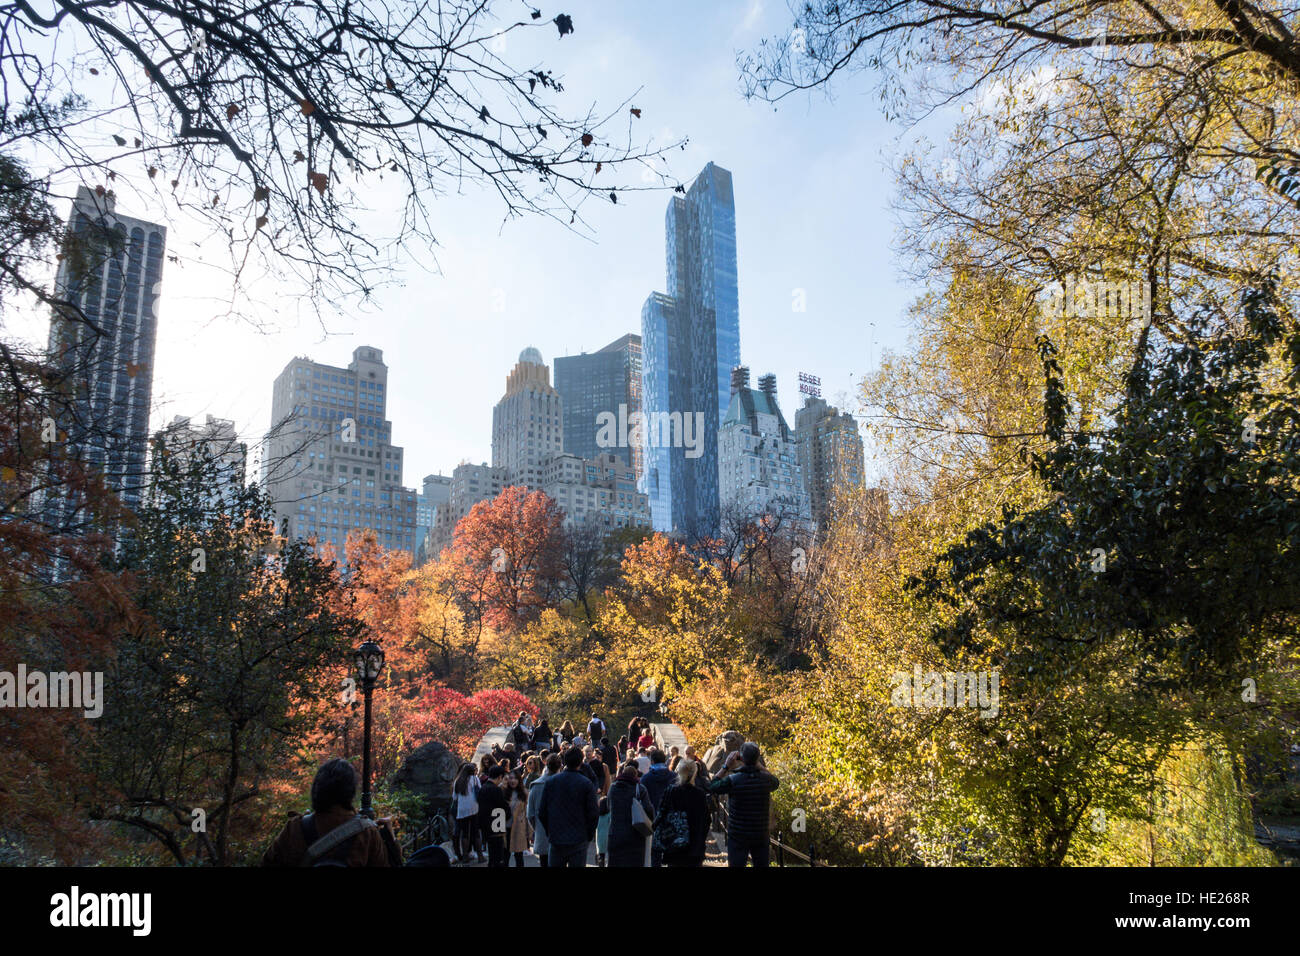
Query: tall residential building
416 474 451 542
554 333 643 480
263 346 418 554
541 451 651 531
426 461 507 558
718 368 810 525
155 414 247 513
492 347 562 489
641 162 741 537
414 473 451 564
794 394 866 531
45 186 166 524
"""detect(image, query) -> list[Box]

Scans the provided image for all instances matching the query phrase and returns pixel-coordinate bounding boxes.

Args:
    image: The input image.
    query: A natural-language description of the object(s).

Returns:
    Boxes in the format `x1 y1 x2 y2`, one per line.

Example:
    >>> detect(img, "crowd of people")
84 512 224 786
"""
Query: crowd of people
460 711 783 868
264 711 781 868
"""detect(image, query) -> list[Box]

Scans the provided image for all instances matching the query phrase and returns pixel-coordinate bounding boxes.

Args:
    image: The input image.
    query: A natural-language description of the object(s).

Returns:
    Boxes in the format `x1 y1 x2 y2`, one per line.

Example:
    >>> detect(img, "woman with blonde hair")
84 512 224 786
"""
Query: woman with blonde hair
654 759 710 867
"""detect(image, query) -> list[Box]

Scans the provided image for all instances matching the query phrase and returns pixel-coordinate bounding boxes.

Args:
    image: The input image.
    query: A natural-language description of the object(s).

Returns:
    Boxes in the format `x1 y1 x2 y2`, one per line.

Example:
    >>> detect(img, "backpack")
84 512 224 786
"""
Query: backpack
652 788 691 854
299 813 374 867
652 808 691 854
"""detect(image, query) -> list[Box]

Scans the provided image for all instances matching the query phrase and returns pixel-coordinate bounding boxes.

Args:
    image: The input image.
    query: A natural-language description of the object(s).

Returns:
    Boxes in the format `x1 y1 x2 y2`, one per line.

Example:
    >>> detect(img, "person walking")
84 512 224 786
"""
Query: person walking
640 749 675 811
505 770 531 867
599 736 619 777
655 760 710 867
709 742 780 867
478 764 511 868
522 754 543 789
532 717 553 752
595 790 613 867
451 762 484 864
527 753 561 867
640 748 676 866
626 717 644 752
605 763 655 867
537 746 598 867
586 746 611 796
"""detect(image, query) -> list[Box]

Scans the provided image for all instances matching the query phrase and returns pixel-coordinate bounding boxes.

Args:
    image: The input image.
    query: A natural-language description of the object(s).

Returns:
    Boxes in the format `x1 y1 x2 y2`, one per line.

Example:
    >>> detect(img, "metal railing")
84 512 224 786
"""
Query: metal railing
400 811 451 856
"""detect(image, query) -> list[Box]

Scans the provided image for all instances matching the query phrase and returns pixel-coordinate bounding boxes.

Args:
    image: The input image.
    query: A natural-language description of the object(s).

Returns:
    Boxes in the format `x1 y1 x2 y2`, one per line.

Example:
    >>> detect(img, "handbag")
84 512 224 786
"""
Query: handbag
630 791 653 838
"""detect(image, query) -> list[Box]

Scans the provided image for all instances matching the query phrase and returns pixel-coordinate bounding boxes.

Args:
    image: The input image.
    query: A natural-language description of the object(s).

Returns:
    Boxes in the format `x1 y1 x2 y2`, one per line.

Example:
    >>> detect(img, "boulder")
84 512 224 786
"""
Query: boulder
392 741 462 817
702 730 745 774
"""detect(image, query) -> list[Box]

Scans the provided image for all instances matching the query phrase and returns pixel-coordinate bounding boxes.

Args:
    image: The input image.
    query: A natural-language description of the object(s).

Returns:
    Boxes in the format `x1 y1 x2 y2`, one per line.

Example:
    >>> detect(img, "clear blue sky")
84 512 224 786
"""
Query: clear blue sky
13 0 934 488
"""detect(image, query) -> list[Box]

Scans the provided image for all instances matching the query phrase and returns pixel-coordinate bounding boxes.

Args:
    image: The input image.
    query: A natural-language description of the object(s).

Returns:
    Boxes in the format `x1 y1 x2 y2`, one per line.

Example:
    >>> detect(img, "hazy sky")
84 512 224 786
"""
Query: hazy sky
12 0 941 489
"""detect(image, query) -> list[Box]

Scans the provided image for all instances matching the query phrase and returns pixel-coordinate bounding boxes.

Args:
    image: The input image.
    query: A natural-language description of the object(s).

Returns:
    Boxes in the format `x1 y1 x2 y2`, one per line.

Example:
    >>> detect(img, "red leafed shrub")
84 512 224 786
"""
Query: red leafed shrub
369 680 539 768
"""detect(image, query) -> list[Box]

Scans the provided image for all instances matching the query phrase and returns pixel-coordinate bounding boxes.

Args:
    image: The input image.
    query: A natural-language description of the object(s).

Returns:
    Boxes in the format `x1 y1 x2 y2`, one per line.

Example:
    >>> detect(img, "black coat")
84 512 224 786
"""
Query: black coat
536 768 598 846
657 782 710 865
532 722 552 749
709 765 779 842
604 778 654 867
477 781 510 839
599 741 618 775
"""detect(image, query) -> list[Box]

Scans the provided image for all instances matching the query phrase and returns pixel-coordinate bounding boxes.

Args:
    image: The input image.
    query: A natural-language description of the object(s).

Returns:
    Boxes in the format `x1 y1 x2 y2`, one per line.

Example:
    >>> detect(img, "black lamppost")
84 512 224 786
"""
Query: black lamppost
354 640 386 819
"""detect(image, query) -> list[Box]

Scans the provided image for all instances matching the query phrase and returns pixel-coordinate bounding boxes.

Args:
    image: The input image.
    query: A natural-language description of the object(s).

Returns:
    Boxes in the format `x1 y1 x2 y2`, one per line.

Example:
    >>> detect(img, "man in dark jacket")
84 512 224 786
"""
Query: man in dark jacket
599 736 619 776
640 749 676 810
640 748 676 867
537 746 599 867
709 742 780 867
477 765 511 868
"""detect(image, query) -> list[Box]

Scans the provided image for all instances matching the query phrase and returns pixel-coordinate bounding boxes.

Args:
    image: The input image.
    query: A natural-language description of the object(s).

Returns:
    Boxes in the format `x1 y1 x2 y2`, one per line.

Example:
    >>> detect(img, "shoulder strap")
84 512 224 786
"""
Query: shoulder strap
305 814 375 864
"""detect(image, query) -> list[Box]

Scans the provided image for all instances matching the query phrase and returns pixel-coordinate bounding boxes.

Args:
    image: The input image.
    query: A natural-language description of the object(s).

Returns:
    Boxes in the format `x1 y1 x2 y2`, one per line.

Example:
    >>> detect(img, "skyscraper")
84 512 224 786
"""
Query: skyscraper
554 333 642 479
492 346 562 488
794 394 866 531
155 414 247 515
718 369 809 525
45 186 166 524
640 162 741 536
263 346 418 554
414 473 451 564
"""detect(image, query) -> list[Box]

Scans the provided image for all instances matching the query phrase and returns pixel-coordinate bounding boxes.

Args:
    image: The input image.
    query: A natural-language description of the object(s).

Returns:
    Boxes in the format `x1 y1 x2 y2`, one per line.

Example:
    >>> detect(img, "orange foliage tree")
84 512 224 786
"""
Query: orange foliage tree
447 485 566 633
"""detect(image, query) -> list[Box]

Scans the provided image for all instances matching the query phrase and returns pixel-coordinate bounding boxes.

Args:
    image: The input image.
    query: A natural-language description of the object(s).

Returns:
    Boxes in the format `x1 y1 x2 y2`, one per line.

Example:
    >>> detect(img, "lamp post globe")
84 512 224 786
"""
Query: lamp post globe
354 640 386 818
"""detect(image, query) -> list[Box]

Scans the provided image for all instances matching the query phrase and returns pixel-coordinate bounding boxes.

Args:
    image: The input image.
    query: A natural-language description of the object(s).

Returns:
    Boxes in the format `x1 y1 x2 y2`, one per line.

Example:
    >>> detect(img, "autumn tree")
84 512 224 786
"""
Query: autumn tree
86 439 363 865
401 555 479 687
448 485 566 633
597 533 744 706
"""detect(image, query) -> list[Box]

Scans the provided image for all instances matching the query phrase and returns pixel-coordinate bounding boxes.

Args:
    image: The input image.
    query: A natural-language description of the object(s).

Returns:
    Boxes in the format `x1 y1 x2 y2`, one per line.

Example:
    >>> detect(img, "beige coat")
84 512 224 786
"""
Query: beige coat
508 795 531 853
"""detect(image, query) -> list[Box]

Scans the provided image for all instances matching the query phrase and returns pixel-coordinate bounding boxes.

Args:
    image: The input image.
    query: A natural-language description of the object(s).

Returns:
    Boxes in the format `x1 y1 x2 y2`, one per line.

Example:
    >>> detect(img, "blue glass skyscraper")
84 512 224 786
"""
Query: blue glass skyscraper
640 162 741 537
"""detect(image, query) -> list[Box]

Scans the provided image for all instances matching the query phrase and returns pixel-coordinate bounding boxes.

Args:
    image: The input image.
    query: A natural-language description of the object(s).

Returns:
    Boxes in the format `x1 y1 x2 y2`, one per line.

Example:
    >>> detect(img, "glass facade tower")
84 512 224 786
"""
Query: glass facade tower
554 333 643 480
640 162 741 536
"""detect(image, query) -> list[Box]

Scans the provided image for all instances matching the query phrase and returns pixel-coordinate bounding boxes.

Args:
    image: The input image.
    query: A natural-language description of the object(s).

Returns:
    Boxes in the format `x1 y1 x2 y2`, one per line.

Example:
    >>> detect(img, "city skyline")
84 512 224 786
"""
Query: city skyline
4 1 908 493
36 161 871 531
